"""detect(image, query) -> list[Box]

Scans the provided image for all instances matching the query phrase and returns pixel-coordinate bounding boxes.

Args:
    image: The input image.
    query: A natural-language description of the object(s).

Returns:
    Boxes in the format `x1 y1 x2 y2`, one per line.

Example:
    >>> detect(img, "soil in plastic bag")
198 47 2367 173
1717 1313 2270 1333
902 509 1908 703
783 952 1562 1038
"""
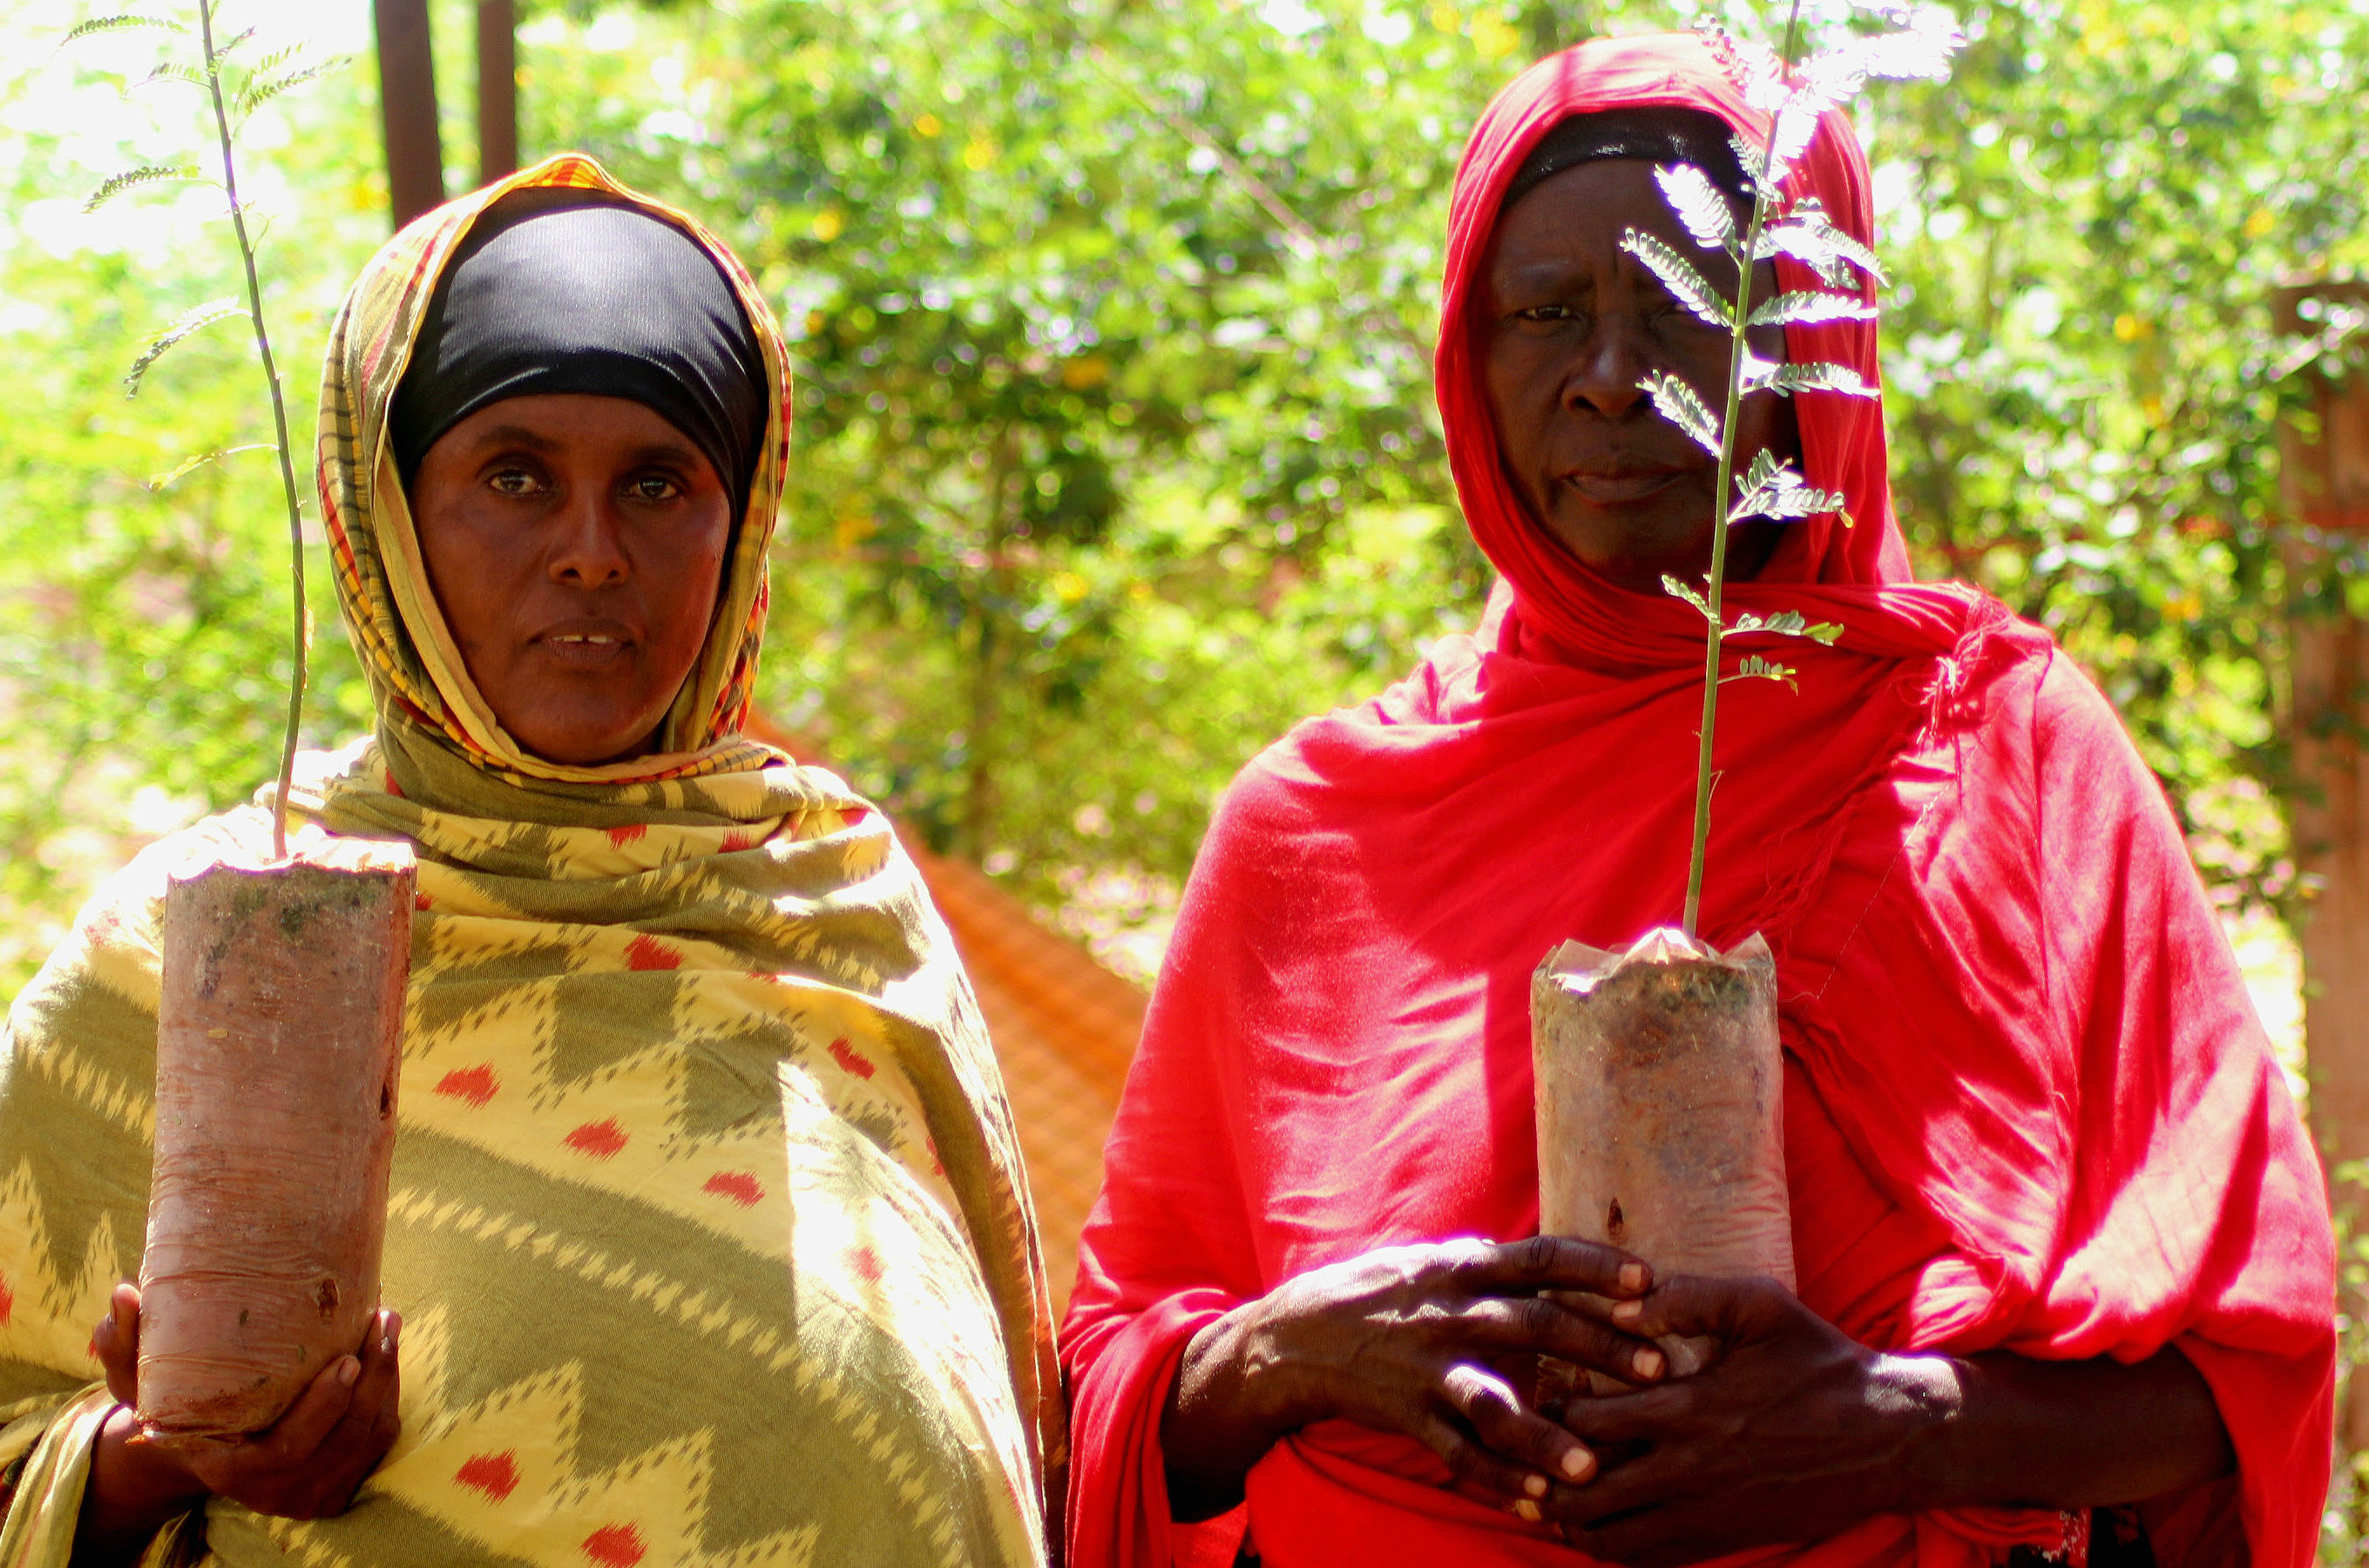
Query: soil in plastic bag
1532 925 1790 1399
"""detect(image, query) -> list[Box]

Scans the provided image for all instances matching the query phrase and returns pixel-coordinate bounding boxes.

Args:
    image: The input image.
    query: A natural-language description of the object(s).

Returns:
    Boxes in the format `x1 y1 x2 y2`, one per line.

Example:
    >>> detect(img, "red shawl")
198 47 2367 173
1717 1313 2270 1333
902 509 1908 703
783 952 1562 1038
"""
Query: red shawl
1062 32 2333 1568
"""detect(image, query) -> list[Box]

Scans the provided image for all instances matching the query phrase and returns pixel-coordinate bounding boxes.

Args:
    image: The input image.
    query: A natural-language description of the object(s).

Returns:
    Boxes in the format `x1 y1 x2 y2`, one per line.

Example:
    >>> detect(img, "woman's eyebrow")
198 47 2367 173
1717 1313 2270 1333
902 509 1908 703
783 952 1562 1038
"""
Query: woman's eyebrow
471 423 563 454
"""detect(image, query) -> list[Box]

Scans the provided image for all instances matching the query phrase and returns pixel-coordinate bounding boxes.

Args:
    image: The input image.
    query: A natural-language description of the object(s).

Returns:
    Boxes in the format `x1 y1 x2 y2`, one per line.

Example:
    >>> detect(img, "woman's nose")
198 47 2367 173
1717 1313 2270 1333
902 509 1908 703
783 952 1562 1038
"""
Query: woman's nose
548 494 631 588
1564 315 1652 420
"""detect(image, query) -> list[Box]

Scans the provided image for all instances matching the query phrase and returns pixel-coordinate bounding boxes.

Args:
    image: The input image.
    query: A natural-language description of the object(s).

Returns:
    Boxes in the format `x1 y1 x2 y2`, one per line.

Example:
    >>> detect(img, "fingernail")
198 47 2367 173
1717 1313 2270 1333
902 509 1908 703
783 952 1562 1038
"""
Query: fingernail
338 1356 360 1387
1618 1262 1646 1293
1513 1499 1543 1523
1524 1473 1547 1497
1561 1446 1593 1480
1612 1298 1643 1322
1634 1347 1664 1379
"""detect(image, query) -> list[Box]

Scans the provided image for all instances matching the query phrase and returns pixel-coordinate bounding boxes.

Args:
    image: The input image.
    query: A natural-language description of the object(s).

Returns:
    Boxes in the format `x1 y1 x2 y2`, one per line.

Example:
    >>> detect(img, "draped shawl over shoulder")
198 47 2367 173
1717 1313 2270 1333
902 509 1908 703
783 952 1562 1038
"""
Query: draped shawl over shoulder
0 155 1059 1568
1062 34 2332 1568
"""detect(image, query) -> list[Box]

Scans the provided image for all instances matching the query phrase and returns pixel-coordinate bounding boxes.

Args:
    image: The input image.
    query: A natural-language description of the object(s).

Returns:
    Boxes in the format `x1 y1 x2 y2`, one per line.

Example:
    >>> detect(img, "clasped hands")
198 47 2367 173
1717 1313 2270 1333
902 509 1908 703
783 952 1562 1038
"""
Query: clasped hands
1181 1236 1950 1568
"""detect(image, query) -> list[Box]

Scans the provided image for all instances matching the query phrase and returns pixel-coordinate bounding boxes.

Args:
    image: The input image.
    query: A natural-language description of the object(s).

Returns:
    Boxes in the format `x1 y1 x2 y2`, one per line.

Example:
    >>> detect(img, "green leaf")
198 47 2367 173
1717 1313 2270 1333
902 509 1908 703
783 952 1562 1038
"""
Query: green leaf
1722 654 1799 693
81 163 202 213
1748 289 1876 328
1654 163 1737 257
213 23 259 54
1662 573 1715 619
1729 608 1844 645
139 60 213 89
1753 360 1878 399
1729 450 1847 524
238 56 347 116
124 298 247 396
1756 199 1887 288
146 443 273 491
1620 228 1732 332
1636 369 1722 458
58 12 186 43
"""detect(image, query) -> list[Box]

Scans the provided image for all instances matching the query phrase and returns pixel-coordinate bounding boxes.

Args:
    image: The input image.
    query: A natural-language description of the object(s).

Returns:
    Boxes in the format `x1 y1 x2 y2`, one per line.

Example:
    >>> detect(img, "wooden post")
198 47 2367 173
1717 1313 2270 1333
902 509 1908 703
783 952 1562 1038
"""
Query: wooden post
373 0 443 230
2277 279 2369 1450
476 0 518 186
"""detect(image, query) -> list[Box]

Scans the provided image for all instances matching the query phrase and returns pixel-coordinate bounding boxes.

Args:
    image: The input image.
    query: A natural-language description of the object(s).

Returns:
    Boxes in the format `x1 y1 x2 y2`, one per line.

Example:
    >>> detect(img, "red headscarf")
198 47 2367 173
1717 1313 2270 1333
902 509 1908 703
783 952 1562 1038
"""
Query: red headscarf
1062 32 2332 1568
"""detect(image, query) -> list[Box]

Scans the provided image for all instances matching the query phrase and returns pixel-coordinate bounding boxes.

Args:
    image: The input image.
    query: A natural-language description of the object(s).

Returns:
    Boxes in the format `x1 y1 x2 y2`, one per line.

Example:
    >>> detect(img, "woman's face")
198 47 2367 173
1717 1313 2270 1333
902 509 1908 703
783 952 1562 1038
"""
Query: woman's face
1478 158 1800 592
409 394 733 766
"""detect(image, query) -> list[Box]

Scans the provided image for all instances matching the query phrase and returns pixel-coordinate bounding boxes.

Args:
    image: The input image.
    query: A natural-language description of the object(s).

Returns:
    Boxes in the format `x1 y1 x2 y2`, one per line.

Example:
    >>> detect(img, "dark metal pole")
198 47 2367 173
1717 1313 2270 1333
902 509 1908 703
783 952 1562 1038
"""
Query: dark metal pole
373 0 443 230
476 0 518 186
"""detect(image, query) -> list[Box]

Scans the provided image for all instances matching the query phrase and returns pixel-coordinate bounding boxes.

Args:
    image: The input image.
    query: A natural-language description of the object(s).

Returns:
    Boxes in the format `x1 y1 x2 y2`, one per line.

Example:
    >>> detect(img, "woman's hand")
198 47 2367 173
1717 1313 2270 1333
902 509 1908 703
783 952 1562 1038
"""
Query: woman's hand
1540 1273 2236 1568
1161 1236 1667 1521
1540 1274 1942 1566
78 1284 404 1565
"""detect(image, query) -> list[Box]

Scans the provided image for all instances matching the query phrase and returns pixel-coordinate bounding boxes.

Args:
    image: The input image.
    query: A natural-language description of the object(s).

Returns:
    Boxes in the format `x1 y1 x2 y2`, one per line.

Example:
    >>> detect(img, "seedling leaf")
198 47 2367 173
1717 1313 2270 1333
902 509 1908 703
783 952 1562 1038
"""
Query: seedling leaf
238 57 345 116
1729 450 1847 524
125 298 246 395
1729 607 1844 644
147 443 271 490
58 12 186 42
1637 369 1723 458
139 60 212 88
1654 163 1738 255
1756 199 1886 287
1662 573 1716 620
1620 229 1732 331
1749 288 1876 328
82 163 202 213
1756 360 1878 398
1723 654 1799 692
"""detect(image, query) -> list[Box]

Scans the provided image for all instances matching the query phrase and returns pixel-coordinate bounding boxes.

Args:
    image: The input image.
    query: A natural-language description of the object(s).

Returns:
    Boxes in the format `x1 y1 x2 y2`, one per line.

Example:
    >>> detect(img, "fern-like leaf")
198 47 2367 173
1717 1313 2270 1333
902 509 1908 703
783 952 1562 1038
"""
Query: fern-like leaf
1637 369 1723 458
139 60 212 88
242 42 303 76
213 23 258 54
1729 449 1847 524
82 163 201 213
1722 654 1799 692
1654 164 1738 256
1749 289 1876 328
124 298 246 395
1755 360 1878 398
238 57 346 116
1729 608 1844 645
1756 199 1887 287
1729 133 1769 193
58 12 185 42
1662 574 1716 620
146 443 271 491
1620 229 1732 331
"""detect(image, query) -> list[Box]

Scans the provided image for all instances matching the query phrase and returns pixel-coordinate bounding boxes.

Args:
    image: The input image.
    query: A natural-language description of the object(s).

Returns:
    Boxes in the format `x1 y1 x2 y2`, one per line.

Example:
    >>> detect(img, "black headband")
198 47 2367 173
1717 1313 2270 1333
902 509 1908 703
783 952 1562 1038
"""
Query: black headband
1501 105 1752 216
389 188 768 518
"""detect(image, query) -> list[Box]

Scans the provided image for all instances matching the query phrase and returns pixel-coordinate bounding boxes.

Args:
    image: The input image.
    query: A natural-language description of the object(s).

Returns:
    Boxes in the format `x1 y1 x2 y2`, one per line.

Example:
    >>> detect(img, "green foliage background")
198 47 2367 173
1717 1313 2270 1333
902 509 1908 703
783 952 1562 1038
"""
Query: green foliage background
2 0 2365 963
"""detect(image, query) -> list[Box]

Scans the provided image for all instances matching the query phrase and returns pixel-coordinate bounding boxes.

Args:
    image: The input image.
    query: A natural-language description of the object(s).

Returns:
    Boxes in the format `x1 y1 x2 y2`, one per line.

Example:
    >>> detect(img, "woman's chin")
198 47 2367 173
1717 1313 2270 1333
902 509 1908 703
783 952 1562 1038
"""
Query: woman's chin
505 713 664 767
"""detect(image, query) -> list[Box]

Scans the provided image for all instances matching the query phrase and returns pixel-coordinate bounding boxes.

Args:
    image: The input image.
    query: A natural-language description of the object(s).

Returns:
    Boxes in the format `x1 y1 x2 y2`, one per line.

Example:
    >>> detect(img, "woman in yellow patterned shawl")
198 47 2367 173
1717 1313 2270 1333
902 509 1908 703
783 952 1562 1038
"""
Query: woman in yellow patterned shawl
0 155 1059 1567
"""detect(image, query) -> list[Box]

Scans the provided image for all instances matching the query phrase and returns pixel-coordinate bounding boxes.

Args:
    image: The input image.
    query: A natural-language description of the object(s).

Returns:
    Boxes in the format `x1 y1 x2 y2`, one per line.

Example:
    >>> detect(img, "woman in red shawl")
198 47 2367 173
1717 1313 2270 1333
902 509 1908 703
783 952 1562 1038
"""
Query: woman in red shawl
1060 31 2334 1568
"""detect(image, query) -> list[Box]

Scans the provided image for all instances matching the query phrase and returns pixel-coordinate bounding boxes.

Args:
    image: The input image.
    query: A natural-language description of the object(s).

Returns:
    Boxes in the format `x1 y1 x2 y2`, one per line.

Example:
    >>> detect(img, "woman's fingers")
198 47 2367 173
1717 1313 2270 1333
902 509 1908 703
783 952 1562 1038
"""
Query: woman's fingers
1409 1380 1558 1507
1608 1273 1789 1343
326 1312 403 1469
245 1351 365 1470
95 1282 141 1407
1460 1295 1665 1384
1455 1235 1652 1301
1438 1362 1598 1495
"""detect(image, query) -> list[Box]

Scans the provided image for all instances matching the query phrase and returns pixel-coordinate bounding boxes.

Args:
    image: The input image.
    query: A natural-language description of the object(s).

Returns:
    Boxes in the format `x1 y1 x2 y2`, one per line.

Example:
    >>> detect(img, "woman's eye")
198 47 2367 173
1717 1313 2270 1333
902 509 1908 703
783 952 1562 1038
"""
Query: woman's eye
626 473 684 503
1518 305 1573 323
486 468 541 497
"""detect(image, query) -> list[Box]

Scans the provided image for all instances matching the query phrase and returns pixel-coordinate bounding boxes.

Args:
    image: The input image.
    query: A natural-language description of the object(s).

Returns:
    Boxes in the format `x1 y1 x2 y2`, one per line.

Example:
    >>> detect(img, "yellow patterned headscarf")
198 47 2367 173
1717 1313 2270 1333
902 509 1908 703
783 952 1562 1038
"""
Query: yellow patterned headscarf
0 155 1060 1568
320 152 783 785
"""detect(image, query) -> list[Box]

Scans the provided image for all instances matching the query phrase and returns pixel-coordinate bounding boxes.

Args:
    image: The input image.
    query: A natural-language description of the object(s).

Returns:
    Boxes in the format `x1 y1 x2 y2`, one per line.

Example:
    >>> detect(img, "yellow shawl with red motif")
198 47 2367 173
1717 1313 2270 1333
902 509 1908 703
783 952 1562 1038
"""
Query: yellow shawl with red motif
0 154 1059 1568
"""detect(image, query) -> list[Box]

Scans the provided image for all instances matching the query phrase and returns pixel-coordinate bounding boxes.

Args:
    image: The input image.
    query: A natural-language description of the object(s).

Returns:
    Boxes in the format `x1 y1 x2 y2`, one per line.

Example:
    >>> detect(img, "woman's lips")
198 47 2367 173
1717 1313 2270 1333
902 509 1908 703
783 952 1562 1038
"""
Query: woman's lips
532 625 638 668
1560 469 1684 505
